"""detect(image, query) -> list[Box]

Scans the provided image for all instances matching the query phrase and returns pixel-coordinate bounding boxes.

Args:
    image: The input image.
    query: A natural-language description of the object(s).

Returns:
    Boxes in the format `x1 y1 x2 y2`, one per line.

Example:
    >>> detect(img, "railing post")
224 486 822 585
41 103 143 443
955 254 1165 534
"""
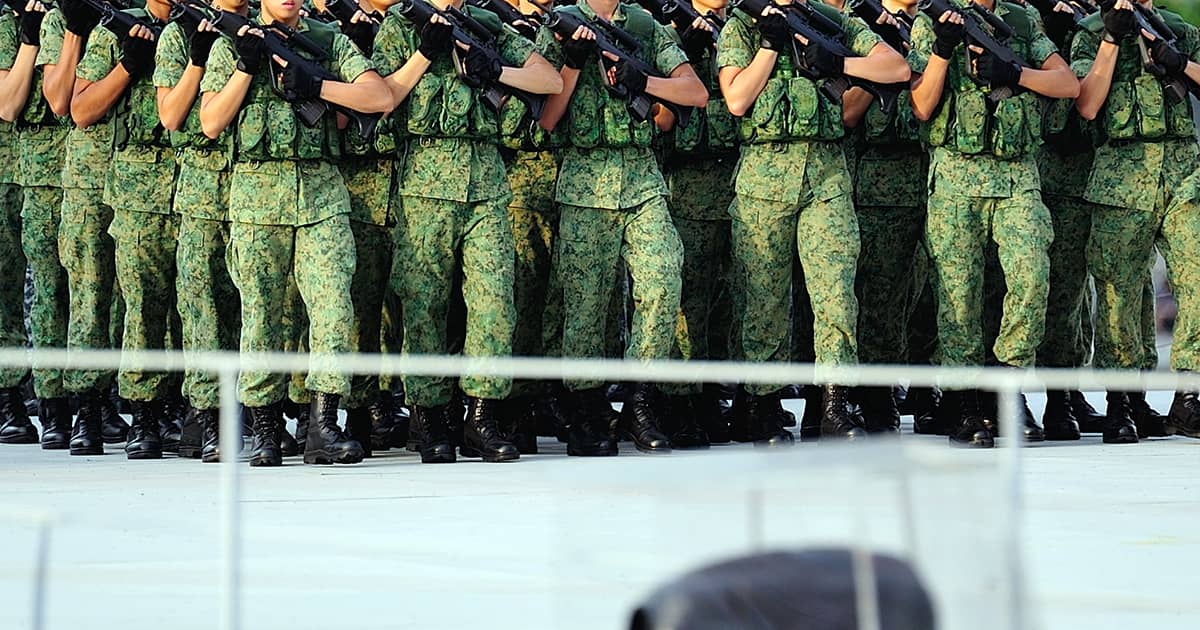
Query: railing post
32 520 50 630
218 366 241 630
997 383 1028 630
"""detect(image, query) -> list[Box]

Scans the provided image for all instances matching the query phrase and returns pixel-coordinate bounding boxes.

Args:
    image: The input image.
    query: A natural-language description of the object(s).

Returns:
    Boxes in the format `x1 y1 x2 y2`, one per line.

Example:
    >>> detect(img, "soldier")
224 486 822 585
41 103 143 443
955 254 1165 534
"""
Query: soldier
1072 0 1200 442
718 0 909 444
909 0 1078 447
374 0 562 464
199 0 393 465
538 0 707 456
0 2 35 444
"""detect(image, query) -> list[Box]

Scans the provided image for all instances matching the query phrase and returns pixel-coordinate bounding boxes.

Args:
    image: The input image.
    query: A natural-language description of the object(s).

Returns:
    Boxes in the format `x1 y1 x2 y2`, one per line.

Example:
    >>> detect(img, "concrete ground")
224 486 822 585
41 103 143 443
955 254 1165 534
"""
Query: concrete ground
1 390 1198 630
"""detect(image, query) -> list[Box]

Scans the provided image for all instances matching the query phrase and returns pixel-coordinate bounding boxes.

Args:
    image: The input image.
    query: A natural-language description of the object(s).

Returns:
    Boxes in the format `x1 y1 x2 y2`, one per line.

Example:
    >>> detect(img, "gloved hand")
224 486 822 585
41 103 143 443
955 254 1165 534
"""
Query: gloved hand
613 58 647 94
681 25 711 62
757 13 792 52
120 34 156 78
464 46 502 83
562 35 594 69
19 5 46 46
189 27 220 67
1101 5 1136 43
61 0 101 37
1150 38 1188 76
344 19 376 55
801 43 844 77
418 19 453 60
281 63 324 102
931 11 964 59
975 52 1022 87
235 31 267 74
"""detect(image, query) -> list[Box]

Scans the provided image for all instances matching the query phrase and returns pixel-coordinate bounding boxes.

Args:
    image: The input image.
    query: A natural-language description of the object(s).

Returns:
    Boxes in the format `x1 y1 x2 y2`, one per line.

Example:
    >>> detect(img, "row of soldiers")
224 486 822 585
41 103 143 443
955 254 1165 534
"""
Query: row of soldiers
2 0 1200 466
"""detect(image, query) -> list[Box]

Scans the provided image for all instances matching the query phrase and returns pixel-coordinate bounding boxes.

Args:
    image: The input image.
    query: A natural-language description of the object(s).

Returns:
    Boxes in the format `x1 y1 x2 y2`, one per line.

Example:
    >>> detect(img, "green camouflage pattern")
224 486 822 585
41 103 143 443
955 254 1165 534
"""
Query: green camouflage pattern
176 216 240 409
0 185 28 387
558 196 682 390
662 213 731 396
21 186 68 398
342 157 397 226
345 221 392 408
59 187 117 393
228 217 356 406
0 12 17 186
1036 157 1096 369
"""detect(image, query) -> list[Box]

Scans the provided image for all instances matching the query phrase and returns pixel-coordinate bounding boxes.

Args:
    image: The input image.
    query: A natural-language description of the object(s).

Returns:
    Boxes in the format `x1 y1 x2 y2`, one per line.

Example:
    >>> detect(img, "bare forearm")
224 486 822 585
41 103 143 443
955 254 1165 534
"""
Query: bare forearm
0 46 39 122
910 55 949 121
1019 64 1079 99
499 56 563 95
72 68 132 128
1076 42 1118 120
645 72 708 108
841 86 873 128
539 66 579 131
383 54 433 107
157 65 205 131
843 44 911 84
199 72 251 138
720 50 777 116
318 72 392 114
45 33 84 116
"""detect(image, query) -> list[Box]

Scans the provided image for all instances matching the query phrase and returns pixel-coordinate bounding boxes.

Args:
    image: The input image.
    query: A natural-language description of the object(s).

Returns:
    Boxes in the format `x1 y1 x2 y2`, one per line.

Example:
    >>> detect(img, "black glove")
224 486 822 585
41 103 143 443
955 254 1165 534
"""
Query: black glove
19 7 46 46
1150 38 1188 76
464 46 502 83
562 35 594 69
1102 6 1136 43
281 63 324 102
235 32 266 74
757 13 792 52
801 43 844 77
1043 10 1076 45
61 0 101 37
931 12 964 59
344 20 376 54
975 52 1022 87
418 19 453 60
189 28 220 67
613 58 647 94
512 17 539 42
681 25 710 62
120 35 156 78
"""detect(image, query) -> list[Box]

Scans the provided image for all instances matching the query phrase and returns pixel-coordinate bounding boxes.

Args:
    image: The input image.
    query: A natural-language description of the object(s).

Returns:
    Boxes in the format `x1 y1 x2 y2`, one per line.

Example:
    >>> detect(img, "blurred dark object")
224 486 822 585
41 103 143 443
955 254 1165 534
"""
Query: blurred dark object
629 548 936 630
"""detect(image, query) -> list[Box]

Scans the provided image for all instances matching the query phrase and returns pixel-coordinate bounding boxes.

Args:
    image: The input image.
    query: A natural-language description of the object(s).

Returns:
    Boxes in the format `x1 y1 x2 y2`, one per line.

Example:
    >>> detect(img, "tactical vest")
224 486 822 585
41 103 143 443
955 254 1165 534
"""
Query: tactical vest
113 10 171 151
921 2 1042 160
560 4 658 150
1083 9 1196 143
398 5 505 141
343 113 402 157
235 18 342 161
862 91 921 146
673 45 737 155
499 96 565 151
732 8 845 144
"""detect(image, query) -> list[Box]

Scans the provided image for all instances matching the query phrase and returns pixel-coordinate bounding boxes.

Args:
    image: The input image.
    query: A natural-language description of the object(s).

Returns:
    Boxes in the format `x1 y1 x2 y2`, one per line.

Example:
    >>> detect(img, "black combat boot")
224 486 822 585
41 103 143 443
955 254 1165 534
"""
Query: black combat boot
277 418 299 456
179 406 205 459
1041 390 1081 441
0 387 38 444
799 385 822 441
345 407 374 458
1102 391 1138 444
859 386 900 434
1166 391 1200 439
70 390 105 456
947 390 994 448
695 385 729 444
820 385 868 441
621 384 672 454
101 386 130 444
38 398 72 450
1129 392 1167 438
247 404 283 467
1069 390 1105 433
303 393 364 465
409 404 456 463
729 389 793 447
385 392 411 449
664 394 709 449
499 396 538 455
286 400 309 451
160 394 186 454
366 393 396 452
910 387 946 435
196 409 221 463
125 400 164 460
565 387 618 457
446 390 466 448
461 397 520 462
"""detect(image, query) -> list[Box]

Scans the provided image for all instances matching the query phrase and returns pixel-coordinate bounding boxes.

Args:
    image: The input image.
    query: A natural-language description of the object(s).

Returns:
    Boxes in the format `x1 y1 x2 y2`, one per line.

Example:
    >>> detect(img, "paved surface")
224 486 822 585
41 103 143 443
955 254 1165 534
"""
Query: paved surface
1 391 1198 630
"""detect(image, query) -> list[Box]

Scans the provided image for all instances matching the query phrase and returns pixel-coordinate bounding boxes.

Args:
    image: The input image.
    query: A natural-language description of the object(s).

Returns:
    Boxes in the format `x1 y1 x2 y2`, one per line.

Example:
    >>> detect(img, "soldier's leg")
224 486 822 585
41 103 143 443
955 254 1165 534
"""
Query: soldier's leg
797 193 859 366
991 191 1053 368
557 204 624 391
621 196 683 364
730 196 796 395
228 222 292 407
508 206 555 389
665 215 725 396
0 184 32 443
58 189 116 393
177 216 239 411
1038 195 1091 368
855 204 923 366
293 215 355 397
345 220 390 408
1140 273 1159 370
1087 204 1158 370
457 197 516 398
21 187 68 399
1159 195 1200 436
925 191 988 368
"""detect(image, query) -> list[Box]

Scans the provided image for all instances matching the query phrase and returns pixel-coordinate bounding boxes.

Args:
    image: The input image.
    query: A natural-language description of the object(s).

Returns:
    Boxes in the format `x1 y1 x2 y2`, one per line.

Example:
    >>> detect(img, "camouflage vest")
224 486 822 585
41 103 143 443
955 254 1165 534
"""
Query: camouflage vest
18 69 68 129
862 91 921 146
732 7 846 145
115 9 171 150
1082 9 1196 143
560 4 658 150
672 41 737 155
397 5 504 141
1040 29 1099 149
235 18 342 161
920 1 1043 160
499 94 565 152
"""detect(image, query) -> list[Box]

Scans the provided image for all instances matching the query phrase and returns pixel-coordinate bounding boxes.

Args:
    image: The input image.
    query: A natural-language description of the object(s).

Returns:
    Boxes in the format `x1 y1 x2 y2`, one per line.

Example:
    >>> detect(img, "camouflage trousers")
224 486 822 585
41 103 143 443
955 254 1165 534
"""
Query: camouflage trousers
855 203 926 365
21 186 68 398
395 195 515 406
109 211 180 401
662 215 731 396
282 271 311 406
732 192 859 395
0 184 28 388
177 216 240 410
345 220 392 409
926 186 1052 368
1037 194 1094 368
508 205 560 398
558 196 682 391
229 216 356 407
59 187 117 393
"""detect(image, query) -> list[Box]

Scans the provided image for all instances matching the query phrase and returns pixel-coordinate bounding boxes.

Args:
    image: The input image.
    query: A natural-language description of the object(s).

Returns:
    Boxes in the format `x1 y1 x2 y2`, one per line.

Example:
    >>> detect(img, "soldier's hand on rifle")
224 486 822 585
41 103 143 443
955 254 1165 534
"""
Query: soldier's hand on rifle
756 11 796 53
681 16 712 61
464 46 503 83
802 43 845 77
1144 31 1188 77
970 45 1022 88
18 1 47 46
119 25 157 79
417 14 454 61
511 17 539 41
1101 0 1135 43
274 54 324 102
235 25 268 75
344 9 378 53
605 55 647 94
931 9 964 60
189 19 221 68
560 25 596 70
61 0 101 36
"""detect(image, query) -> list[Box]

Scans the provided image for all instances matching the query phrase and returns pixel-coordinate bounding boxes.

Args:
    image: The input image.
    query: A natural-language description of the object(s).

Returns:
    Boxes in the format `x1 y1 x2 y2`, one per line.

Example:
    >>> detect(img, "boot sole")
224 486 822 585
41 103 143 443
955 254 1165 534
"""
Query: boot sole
70 445 104 456
632 444 671 454
949 439 995 449
101 436 128 445
566 448 618 456
303 452 365 465
1165 425 1200 439
126 450 163 460
178 446 203 459
249 456 282 467
1102 435 1139 444
41 441 70 450
0 435 39 444
460 446 520 462
420 453 457 464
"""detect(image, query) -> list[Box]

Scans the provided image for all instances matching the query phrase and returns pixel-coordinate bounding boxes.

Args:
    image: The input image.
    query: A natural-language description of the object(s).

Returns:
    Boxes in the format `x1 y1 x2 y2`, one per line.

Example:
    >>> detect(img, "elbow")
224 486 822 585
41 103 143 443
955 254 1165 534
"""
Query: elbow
48 94 70 118
0 105 18 123
912 104 933 123
161 113 186 133
893 66 913 85
842 112 860 129
545 74 564 95
1063 79 1081 100
199 112 223 140
1075 101 1099 122
70 105 93 129
725 97 750 118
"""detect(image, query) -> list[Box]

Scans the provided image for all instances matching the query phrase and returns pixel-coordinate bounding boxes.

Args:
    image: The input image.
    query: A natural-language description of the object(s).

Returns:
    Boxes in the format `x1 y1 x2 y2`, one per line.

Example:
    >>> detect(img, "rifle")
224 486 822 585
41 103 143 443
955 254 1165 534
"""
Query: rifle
323 0 382 44
918 0 1031 102
1127 2 1194 101
168 0 210 31
1024 0 1096 28
208 9 382 138
467 0 539 41
81 0 164 40
737 0 900 113
633 0 723 52
849 0 909 53
394 0 546 118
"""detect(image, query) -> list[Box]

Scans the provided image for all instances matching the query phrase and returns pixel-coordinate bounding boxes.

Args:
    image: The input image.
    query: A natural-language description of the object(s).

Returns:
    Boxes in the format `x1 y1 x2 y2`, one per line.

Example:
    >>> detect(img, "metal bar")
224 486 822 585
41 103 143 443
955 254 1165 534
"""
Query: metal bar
850 471 881 630
218 367 241 630
32 521 49 630
997 385 1028 630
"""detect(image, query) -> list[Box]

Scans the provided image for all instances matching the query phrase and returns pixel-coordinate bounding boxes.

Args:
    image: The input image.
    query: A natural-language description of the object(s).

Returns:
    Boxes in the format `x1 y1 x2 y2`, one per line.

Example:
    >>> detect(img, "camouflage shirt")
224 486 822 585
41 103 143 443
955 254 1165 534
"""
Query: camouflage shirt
18 9 70 189
201 19 374 226
538 1 689 210
0 11 18 185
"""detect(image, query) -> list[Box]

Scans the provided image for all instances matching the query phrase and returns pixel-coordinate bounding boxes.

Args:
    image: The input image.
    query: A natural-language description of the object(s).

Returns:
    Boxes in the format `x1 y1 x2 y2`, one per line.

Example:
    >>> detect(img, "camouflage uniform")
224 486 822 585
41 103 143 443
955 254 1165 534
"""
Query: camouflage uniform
717 5 878 393
15 9 70 399
201 20 373 406
153 21 239 411
538 2 686 391
908 1 1055 369
0 12 30 389
1072 9 1200 371
375 5 529 406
